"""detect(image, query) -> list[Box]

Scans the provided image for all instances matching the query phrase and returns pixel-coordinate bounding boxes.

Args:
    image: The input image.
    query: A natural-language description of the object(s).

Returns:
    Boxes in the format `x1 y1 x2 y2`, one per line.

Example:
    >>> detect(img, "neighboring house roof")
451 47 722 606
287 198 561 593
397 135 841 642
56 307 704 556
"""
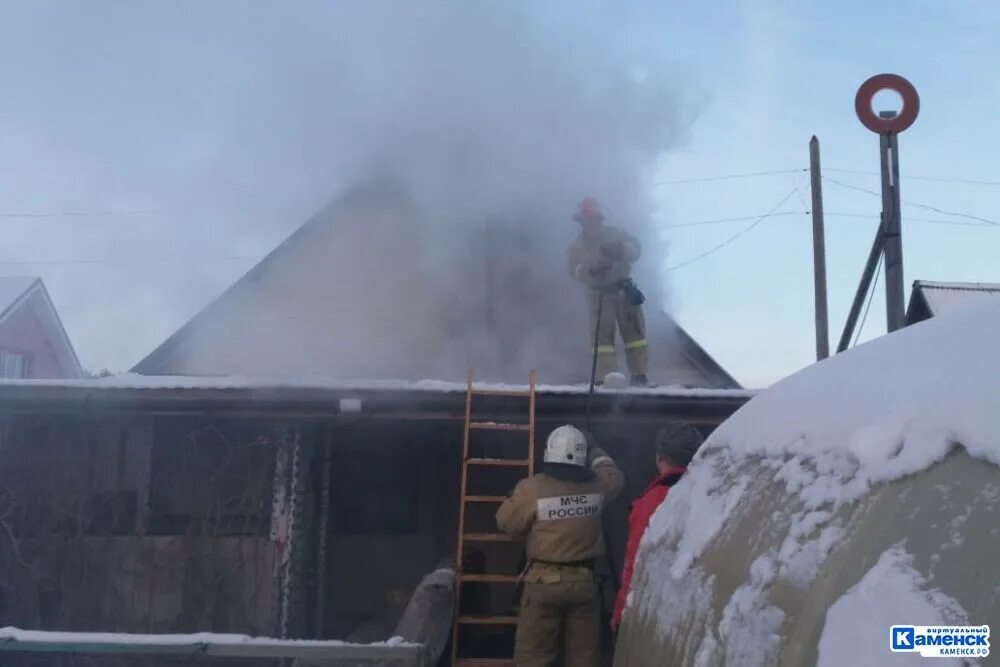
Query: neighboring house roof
0 276 83 378
133 183 740 388
905 280 1000 325
0 277 40 313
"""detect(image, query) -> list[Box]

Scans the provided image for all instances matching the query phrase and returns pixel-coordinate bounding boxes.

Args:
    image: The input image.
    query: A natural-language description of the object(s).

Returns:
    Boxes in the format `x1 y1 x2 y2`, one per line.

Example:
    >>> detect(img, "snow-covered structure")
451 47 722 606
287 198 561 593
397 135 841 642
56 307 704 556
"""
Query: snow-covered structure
905 279 1000 325
615 298 1000 666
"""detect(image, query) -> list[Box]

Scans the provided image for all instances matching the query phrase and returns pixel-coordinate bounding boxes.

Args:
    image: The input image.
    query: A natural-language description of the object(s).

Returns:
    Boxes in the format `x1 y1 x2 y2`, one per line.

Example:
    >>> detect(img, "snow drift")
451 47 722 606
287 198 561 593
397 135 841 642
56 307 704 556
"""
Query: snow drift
614 298 1000 666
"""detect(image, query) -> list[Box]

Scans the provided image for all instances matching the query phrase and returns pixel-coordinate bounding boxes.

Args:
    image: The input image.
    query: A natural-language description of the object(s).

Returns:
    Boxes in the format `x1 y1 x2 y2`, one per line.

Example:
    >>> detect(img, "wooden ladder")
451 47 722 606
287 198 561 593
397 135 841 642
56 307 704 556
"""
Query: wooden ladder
451 370 537 667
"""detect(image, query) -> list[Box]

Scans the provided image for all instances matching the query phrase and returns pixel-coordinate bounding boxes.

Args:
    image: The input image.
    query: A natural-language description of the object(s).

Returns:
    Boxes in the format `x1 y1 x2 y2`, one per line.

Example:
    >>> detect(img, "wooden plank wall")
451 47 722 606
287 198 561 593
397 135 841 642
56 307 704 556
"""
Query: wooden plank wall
0 413 278 640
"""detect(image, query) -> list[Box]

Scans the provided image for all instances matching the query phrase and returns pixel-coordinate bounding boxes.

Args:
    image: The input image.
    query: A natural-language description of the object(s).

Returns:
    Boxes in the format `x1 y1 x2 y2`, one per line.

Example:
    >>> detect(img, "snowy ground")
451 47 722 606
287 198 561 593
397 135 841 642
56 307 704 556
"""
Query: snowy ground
0 627 417 659
617 298 1000 666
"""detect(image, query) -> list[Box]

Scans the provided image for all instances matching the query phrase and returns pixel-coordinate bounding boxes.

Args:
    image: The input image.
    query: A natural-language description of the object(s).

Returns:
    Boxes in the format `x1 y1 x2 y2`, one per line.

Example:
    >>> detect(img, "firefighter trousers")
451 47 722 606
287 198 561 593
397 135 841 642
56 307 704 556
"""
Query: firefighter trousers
514 581 601 667
588 289 648 379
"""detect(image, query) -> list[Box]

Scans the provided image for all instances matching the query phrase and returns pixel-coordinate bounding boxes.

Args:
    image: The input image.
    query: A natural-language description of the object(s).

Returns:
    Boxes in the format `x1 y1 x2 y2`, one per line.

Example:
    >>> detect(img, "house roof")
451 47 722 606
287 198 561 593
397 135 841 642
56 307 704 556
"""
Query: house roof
0 277 41 316
132 183 740 388
905 280 1000 325
0 374 754 421
0 276 82 377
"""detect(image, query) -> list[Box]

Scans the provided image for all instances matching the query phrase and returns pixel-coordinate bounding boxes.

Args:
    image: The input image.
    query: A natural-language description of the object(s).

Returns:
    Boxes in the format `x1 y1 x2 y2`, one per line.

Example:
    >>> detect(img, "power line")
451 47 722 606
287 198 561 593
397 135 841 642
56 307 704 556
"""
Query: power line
653 168 806 185
665 209 1000 231
898 200 1000 227
823 177 1000 227
0 210 163 219
662 211 804 228
823 177 883 198
664 187 799 273
826 167 1000 186
0 255 261 266
854 251 884 347
825 211 999 228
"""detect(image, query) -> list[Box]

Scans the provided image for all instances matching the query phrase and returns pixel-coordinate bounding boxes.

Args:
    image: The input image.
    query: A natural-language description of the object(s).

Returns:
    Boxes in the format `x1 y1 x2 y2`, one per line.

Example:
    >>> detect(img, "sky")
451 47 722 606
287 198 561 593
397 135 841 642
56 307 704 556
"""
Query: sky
0 1 998 387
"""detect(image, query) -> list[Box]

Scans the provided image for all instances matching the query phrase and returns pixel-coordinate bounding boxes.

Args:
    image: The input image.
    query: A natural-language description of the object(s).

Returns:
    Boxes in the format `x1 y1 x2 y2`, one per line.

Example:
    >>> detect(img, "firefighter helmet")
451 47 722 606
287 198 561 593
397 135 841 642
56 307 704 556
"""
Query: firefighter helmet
544 424 589 467
574 196 603 222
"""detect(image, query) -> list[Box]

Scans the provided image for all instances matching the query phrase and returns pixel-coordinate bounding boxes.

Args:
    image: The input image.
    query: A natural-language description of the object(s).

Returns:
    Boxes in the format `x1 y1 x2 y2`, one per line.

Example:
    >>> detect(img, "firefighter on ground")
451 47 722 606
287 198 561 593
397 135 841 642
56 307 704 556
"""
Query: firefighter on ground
611 424 704 633
497 425 624 667
567 196 649 387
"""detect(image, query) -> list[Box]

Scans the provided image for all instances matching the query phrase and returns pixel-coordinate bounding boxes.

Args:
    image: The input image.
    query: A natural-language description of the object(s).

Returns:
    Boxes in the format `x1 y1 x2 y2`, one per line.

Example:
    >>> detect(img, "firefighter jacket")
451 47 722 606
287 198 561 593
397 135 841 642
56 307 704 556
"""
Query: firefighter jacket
567 224 641 289
611 465 687 631
496 448 624 566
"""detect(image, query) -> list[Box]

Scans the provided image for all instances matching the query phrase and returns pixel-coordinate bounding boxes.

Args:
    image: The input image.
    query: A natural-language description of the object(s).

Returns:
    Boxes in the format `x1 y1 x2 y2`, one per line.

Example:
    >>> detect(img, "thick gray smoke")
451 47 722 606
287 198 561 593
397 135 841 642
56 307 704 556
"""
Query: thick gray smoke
311 5 690 382
0 2 693 382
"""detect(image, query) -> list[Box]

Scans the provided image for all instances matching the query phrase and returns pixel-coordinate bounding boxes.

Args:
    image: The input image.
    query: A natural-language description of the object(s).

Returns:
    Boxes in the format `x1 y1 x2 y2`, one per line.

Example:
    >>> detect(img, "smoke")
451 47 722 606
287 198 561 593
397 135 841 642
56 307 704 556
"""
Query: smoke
299 4 694 382
0 2 696 381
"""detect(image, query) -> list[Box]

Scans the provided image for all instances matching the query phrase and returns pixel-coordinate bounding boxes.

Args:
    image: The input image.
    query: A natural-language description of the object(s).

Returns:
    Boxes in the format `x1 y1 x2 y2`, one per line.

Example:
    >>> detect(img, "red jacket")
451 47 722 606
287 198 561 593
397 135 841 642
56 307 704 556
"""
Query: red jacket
611 466 686 631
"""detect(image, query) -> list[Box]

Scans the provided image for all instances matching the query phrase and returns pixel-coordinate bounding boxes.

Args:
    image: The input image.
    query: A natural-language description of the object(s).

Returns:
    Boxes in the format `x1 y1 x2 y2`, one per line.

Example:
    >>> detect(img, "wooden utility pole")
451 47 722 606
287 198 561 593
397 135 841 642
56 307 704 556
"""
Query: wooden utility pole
879 115 905 331
809 136 830 360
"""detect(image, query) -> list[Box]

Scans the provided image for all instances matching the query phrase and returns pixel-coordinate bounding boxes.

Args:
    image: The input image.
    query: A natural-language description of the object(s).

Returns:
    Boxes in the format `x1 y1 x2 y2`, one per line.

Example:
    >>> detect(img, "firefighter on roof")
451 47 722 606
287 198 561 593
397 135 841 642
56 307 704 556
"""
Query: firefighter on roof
497 425 624 667
567 196 649 386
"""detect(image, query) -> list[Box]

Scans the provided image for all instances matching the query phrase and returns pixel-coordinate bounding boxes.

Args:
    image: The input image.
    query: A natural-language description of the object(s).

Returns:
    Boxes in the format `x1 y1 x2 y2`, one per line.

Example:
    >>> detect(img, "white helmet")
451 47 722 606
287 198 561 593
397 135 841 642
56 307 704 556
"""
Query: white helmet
544 425 588 467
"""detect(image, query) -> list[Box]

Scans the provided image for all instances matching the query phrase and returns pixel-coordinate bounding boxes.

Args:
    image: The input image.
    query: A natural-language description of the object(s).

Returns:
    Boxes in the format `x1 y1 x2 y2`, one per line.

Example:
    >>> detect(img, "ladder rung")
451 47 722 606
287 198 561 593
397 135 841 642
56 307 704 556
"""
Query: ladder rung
455 660 515 667
469 421 531 432
457 615 519 625
460 574 519 583
471 388 532 398
465 495 507 503
466 458 531 467
463 533 513 542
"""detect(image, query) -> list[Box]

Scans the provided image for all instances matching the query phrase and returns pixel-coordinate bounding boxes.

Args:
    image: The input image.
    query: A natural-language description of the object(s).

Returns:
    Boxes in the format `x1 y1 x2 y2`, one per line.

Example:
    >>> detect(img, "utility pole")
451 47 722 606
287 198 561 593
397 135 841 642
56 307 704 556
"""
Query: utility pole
840 73 919 350
879 115 905 331
809 136 829 360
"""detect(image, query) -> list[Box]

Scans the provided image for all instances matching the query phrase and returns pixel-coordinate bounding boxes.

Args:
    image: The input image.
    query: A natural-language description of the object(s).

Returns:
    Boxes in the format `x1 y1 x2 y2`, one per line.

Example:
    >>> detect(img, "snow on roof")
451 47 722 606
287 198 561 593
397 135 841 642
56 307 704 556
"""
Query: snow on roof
0 373 755 400
912 279 1000 317
0 276 39 316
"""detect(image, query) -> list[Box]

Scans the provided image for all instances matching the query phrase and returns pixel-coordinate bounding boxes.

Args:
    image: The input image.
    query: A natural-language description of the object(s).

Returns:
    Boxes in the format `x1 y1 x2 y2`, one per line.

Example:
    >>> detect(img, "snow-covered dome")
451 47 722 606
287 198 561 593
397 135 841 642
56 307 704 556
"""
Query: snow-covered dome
615 298 1000 666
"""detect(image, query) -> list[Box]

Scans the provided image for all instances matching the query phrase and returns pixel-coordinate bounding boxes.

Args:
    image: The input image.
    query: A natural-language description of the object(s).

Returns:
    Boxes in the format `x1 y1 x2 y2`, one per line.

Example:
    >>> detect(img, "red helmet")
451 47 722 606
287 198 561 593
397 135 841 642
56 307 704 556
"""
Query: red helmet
574 196 603 222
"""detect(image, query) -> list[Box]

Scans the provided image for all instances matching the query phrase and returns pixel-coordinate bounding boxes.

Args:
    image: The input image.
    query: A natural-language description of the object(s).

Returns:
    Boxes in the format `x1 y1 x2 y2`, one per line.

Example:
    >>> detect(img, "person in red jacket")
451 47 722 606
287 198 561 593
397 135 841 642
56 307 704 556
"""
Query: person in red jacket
611 424 704 632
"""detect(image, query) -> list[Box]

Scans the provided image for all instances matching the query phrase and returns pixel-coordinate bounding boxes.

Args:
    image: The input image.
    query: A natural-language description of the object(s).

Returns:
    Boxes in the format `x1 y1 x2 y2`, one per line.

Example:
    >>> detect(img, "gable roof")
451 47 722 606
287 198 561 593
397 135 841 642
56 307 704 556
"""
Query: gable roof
133 184 740 388
131 191 351 376
0 277 39 315
0 276 83 378
905 280 1000 325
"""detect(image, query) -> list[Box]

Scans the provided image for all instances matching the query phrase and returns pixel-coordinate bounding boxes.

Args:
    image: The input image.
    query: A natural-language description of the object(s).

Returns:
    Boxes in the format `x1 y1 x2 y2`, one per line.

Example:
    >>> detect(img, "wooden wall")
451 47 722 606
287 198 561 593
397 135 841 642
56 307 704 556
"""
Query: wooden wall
0 413 278 639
